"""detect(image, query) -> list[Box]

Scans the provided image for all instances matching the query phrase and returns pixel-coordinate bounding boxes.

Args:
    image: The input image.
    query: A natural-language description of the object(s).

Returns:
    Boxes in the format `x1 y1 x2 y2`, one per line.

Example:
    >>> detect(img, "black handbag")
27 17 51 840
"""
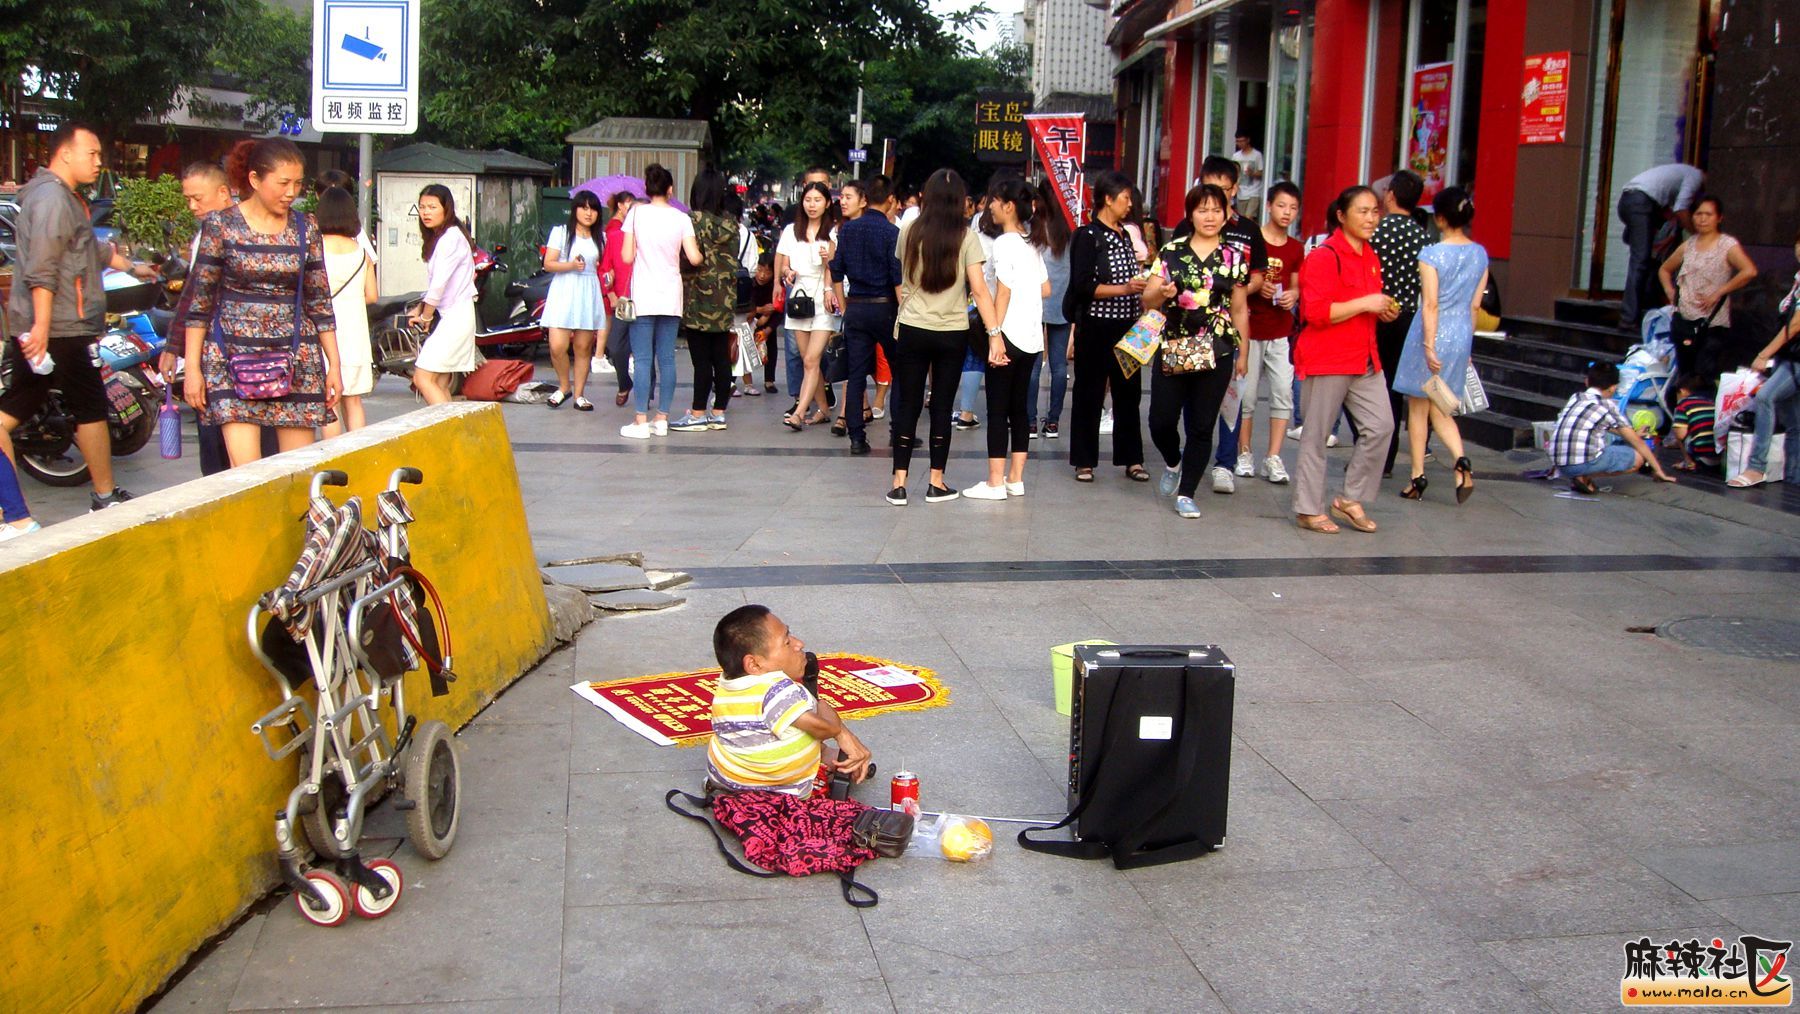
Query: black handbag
823 334 848 383
787 287 816 320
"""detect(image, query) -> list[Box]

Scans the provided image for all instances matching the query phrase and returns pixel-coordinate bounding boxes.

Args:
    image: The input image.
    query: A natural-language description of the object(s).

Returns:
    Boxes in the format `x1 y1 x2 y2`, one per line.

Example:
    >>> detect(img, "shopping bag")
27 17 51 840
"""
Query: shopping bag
1112 310 1165 380
1218 375 1244 424
1724 430 1786 483
1458 363 1489 415
1715 368 1763 436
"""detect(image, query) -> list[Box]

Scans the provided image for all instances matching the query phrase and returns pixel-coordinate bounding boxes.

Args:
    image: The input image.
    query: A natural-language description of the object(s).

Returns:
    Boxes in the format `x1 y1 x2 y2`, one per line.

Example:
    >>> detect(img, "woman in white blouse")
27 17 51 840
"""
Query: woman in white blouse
775 182 840 430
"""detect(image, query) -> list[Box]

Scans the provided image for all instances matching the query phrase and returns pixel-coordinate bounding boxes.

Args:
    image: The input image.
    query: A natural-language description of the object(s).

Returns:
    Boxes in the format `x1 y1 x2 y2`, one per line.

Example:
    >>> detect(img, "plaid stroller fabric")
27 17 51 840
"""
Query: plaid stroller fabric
261 496 375 639
711 791 877 876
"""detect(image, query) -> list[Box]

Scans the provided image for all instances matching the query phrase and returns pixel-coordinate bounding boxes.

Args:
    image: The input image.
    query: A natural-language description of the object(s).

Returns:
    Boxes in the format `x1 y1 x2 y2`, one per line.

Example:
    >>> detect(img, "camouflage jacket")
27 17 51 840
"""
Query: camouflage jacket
682 211 739 332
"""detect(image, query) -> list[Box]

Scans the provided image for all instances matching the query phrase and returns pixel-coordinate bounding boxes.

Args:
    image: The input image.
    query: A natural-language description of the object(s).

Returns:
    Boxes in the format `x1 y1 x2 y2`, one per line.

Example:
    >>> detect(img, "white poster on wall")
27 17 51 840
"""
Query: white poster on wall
374 172 475 299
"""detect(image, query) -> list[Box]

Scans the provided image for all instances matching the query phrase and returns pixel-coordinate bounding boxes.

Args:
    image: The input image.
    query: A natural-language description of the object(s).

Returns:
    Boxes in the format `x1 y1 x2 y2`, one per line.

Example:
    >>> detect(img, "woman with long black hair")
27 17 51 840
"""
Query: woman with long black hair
408 184 478 405
541 189 605 410
671 169 740 431
775 181 840 430
1066 169 1150 484
886 169 1002 505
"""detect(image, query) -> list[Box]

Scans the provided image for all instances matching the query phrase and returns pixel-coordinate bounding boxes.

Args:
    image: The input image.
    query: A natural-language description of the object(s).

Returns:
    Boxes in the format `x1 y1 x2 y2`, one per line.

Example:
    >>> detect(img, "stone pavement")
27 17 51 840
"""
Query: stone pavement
105 371 1800 1013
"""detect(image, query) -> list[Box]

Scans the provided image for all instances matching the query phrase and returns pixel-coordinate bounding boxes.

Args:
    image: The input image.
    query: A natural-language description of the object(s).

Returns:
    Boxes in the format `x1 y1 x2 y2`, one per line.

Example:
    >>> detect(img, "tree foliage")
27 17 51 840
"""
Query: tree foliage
207 2 311 126
0 0 248 137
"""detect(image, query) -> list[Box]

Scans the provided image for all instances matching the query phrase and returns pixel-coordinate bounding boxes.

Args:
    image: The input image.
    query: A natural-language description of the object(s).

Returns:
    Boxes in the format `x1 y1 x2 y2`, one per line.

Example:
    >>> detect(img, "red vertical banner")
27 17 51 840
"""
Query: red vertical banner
1406 62 1453 202
1025 113 1088 231
1518 51 1571 145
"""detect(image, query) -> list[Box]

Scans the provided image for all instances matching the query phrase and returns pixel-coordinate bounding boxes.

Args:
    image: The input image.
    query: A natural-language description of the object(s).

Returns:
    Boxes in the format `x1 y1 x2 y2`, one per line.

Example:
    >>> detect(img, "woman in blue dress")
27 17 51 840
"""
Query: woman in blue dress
541 190 606 409
1391 187 1488 504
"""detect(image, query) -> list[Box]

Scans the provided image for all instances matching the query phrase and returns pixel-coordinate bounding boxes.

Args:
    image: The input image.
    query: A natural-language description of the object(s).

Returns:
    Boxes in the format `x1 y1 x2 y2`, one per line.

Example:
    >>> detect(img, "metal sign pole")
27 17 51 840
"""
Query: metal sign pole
358 132 373 232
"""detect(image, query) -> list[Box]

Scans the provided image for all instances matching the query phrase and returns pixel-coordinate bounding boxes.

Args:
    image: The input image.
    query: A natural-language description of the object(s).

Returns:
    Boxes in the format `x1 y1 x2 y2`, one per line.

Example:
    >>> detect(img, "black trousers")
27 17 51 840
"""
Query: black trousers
606 312 634 392
891 323 966 474
683 328 733 412
1070 317 1142 469
843 302 897 444
1376 310 1415 475
1149 352 1236 497
984 340 1039 457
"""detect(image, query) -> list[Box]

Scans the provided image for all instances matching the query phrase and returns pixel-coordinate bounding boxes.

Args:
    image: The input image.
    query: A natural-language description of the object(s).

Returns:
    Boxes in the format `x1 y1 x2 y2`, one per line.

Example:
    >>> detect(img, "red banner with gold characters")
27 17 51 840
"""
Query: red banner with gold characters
1026 113 1087 232
571 654 948 747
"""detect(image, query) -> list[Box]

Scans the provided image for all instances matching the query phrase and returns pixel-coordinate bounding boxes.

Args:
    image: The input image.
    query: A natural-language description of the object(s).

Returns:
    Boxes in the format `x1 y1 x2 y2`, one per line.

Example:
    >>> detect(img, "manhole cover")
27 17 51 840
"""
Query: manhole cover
1655 617 1800 661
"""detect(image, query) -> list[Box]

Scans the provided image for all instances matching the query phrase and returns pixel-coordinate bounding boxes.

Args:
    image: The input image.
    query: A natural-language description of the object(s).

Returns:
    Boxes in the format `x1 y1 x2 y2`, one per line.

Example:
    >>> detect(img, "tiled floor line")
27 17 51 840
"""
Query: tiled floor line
685 552 1798 589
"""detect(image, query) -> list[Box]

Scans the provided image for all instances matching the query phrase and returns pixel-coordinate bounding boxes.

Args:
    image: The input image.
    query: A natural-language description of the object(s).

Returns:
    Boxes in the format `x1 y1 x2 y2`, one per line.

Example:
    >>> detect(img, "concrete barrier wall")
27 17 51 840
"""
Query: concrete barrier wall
0 403 553 1013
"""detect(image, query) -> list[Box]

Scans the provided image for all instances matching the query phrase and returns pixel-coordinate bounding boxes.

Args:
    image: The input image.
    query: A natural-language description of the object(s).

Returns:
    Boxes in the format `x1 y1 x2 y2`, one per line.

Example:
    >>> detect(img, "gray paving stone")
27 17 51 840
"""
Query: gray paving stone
1479 927 1730 1014
1703 891 1800 937
454 721 571 835
1634 840 1800 901
590 588 686 611
886 963 1229 1013
541 561 650 592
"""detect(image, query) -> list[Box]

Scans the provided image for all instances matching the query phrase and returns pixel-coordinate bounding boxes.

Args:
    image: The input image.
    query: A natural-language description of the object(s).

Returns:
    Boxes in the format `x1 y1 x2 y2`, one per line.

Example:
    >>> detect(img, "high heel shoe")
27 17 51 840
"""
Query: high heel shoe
1399 475 1428 500
1454 457 1475 504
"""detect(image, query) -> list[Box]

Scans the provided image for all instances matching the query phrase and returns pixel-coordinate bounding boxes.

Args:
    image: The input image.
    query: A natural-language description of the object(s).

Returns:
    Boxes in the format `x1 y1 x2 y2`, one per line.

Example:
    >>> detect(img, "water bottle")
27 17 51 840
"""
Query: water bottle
18 332 54 375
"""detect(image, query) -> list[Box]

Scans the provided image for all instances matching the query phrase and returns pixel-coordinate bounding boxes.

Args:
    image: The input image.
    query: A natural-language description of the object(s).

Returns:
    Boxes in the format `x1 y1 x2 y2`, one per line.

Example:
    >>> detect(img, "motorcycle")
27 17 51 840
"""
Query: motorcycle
11 261 179 486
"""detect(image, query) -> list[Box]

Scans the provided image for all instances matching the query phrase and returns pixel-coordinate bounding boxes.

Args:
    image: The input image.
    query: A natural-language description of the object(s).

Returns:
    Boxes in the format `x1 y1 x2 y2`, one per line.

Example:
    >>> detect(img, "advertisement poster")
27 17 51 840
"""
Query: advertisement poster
1025 113 1088 230
974 90 1031 164
1519 51 1571 145
1407 62 1453 201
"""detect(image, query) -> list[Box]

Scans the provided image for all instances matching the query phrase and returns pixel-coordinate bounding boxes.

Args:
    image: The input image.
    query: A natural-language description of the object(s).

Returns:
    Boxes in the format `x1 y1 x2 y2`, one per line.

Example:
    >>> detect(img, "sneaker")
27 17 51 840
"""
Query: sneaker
1028 420 1039 439
619 421 652 439
1158 466 1181 497
652 419 669 436
0 520 42 543
593 357 616 374
964 480 1007 500
1234 452 1255 477
953 416 980 430
1098 410 1114 435
1006 481 1025 497
1044 421 1059 439
1210 466 1235 494
1326 433 1340 448
1263 456 1290 484
89 488 135 512
871 407 885 420
707 415 728 430
885 486 908 506
669 413 709 433
1174 495 1202 519
925 484 960 503
1287 425 1303 441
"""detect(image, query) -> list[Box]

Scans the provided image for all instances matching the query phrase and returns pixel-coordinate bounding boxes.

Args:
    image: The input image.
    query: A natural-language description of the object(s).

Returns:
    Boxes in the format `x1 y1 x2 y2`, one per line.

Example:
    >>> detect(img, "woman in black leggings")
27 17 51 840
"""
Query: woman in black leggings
1141 184 1251 518
886 169 1002 506
1067 170 1150 484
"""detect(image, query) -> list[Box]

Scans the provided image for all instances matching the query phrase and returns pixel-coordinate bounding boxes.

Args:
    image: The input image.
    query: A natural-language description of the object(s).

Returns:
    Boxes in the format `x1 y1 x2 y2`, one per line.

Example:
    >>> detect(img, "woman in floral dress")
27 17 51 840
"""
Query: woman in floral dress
183 137 339 466
1140 184 1251 519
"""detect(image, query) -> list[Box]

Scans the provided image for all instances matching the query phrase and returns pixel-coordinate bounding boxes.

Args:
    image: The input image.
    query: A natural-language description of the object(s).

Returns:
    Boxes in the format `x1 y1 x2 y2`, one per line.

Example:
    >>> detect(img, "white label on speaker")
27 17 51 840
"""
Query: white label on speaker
1139 716 1173 740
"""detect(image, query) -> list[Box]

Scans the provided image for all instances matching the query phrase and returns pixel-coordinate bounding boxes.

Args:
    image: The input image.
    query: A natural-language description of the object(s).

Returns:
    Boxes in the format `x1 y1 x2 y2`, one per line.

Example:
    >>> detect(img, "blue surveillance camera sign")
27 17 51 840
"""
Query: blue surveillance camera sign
312 0 419 134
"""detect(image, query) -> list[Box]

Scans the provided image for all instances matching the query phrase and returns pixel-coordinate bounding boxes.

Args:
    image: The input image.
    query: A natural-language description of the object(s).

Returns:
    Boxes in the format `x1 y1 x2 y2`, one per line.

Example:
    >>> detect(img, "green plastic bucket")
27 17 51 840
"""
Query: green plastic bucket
1050 639 1116 716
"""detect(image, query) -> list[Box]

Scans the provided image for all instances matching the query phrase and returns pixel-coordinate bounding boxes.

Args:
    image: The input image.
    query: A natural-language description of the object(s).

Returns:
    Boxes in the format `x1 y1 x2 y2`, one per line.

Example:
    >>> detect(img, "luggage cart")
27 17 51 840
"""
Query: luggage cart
247 468 461 926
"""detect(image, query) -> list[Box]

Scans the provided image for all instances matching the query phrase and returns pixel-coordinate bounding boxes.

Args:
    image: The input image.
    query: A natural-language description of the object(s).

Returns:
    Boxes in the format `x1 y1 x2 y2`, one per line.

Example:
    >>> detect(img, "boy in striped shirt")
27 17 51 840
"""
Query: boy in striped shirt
706 605 873 796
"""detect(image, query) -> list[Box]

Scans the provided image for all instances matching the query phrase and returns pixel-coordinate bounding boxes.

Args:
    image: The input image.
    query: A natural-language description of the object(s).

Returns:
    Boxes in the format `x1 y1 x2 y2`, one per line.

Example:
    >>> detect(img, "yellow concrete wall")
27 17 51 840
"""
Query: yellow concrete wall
0 403 553 1014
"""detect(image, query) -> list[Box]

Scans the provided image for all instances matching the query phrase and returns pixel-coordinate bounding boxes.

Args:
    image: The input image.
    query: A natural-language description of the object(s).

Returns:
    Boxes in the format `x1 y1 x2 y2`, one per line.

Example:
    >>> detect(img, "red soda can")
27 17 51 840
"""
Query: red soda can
891 770 920 812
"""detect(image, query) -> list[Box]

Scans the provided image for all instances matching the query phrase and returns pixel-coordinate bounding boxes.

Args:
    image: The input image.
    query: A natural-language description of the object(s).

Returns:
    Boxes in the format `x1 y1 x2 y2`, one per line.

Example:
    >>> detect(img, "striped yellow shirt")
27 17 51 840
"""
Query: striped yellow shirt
706 671 821 796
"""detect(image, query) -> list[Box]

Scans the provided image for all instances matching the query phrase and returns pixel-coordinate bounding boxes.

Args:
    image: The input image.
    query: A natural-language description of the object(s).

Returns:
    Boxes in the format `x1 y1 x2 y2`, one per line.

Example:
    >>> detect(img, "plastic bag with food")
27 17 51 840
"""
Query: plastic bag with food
903 812 995 862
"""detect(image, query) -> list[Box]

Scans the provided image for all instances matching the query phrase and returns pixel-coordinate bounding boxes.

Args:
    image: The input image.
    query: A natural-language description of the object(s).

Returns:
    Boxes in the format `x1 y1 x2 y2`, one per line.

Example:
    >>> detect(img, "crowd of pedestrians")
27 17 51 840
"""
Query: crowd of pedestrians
14 121 1800 546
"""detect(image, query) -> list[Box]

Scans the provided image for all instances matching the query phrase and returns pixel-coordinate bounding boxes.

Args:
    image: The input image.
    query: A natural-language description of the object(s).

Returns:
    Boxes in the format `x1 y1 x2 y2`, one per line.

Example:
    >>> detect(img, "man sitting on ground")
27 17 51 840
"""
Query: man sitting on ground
1550 362 1678 493
706 605 872 796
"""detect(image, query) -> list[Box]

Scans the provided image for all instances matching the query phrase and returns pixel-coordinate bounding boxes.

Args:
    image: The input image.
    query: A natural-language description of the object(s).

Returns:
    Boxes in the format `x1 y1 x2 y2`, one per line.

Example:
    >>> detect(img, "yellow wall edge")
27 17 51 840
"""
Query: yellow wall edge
0 403 553 1013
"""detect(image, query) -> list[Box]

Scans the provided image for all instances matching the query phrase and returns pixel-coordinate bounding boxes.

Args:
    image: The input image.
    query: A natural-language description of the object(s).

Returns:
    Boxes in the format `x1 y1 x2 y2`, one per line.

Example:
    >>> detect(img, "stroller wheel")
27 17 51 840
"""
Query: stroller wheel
294 869 352 927
404 720 461 860
352 859 404 919
298 749 356 860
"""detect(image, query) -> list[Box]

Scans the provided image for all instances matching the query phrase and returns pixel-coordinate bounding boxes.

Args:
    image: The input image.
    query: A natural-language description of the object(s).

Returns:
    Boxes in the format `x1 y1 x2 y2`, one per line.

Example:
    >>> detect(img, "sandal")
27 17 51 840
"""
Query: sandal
1570 476 1598 495
1074 468 1095 483
573 396 594 412
1673 460 1698 472
805 408 831 425
830 418 848 437
783 413 804 432
1330 498 1378 533
1726 471 1765 487
1399 475 1428 501
1296 513 1340 534
1126 465 1152 482
547 390 568 408
615 391 630 407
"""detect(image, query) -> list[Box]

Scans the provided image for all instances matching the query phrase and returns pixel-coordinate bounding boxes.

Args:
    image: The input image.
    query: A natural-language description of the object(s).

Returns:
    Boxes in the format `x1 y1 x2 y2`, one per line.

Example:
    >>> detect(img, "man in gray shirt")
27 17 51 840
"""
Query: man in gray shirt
1618 163 1706 329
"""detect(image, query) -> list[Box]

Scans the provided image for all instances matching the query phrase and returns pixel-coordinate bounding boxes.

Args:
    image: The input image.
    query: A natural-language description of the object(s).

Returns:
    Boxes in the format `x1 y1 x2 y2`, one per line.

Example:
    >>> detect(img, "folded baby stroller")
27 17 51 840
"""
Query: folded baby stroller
247 468 462 926
1617 307 1676 435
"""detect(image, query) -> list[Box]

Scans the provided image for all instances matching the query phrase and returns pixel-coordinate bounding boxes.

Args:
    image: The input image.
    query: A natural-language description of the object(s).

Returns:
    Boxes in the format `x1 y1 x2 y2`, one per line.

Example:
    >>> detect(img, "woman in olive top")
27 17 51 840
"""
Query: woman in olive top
886 169 1002 506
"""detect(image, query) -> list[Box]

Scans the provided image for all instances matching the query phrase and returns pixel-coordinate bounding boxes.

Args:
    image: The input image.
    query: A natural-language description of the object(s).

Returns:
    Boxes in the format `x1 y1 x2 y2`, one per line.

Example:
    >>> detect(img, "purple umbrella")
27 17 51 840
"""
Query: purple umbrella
573 174 689 213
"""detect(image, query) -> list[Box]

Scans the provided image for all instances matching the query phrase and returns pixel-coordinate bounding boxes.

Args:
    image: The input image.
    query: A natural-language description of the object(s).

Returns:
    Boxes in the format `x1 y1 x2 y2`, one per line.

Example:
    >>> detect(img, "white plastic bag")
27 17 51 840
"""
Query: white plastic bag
1716 368 1764 436
903 812 994 862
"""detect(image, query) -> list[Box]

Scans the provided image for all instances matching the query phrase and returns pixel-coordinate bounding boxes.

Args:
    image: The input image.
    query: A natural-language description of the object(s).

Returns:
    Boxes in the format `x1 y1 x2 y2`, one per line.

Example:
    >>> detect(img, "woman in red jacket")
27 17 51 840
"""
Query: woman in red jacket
1292 186 1399 534
599 191 638 406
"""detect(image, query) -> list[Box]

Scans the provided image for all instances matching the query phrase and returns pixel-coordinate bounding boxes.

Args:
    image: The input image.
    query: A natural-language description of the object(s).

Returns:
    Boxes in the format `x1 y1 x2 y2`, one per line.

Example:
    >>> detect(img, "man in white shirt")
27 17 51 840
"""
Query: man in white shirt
1231 132 1265 221
1618 163 1706 328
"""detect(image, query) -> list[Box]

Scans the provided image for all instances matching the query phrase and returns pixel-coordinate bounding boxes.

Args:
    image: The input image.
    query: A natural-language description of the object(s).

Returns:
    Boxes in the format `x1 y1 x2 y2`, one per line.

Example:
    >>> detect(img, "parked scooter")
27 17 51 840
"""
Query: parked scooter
471 243 549 357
